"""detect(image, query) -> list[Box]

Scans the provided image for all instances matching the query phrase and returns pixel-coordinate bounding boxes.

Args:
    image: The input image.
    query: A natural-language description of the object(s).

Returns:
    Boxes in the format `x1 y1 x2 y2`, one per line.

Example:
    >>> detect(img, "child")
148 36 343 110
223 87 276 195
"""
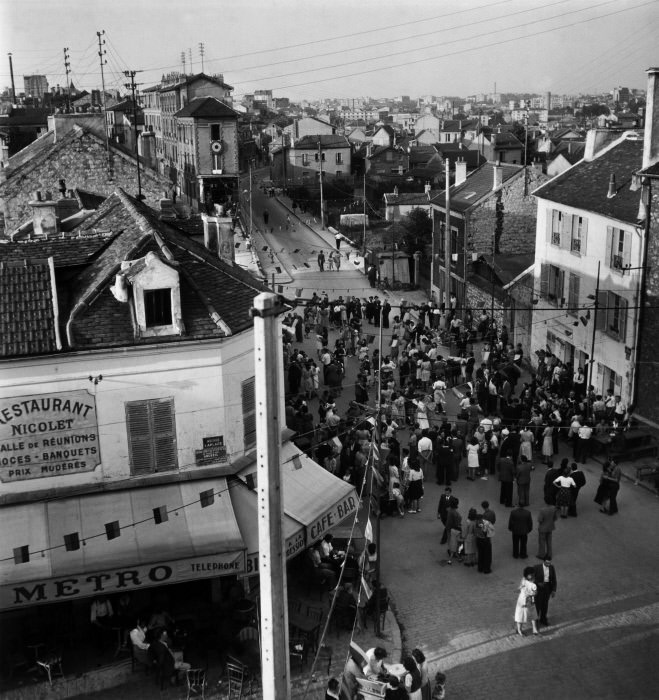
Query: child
432 671 447 700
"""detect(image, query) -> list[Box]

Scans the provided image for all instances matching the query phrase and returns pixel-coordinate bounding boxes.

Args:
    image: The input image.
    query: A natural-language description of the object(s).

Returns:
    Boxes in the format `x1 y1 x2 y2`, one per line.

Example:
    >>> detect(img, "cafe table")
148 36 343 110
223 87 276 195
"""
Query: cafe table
288 610 322 651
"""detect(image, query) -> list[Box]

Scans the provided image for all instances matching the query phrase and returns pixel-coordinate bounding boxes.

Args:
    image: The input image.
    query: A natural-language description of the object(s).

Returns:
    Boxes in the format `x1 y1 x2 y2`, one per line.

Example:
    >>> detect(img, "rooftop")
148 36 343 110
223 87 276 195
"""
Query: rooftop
174 97 238 119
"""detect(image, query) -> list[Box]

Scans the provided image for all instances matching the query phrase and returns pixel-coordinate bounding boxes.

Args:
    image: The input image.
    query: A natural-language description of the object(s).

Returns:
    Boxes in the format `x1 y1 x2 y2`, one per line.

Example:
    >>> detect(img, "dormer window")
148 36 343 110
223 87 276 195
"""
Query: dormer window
145 289 173 327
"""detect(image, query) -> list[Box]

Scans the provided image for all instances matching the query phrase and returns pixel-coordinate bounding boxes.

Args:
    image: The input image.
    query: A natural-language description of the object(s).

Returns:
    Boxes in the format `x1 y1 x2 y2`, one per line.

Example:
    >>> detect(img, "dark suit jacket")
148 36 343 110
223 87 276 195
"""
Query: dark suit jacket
533 563 557 593
497 456 515 483
437 493 452 522
515 461 531 485
508 507 533 535
150 639 175 678
571 469 586 489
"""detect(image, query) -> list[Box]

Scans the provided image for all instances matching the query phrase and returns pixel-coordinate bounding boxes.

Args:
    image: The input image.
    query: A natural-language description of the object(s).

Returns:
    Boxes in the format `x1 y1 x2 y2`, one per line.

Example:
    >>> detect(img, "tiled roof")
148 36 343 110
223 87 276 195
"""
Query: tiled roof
550 141 585 165
75 189 107 210
294 135 350 149
430 162 522 212
492 132 523 148
174 97 237 119
0 107 50 126
533 136 643 224
0 259 58 357
6 130 55 173
384 192 430 206
159 72 233 93
0 233 119 268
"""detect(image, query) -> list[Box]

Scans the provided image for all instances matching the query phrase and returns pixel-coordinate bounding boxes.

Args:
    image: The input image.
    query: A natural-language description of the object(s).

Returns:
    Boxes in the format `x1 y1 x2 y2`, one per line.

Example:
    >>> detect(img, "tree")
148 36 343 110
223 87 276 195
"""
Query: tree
400 207 432 253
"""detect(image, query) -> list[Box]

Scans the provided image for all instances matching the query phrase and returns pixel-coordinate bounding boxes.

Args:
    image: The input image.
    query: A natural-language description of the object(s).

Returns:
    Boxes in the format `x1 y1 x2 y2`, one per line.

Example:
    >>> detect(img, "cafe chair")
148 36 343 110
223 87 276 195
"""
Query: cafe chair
288 637 309 672
36 649 63 685
364 589 389 631
185 668 207 699
226 655 258 697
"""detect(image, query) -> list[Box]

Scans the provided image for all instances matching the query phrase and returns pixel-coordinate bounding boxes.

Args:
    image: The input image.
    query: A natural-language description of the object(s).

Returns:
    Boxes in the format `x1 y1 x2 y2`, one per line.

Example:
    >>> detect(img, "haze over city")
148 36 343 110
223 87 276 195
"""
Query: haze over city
1 0 657 100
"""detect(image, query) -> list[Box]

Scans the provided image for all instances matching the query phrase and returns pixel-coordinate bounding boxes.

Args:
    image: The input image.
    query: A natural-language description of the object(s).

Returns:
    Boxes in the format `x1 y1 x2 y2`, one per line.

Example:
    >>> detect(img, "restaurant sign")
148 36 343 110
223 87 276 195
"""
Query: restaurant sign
0 390 100 482
0 550 246 610
307 493 358 542
242 529 307 577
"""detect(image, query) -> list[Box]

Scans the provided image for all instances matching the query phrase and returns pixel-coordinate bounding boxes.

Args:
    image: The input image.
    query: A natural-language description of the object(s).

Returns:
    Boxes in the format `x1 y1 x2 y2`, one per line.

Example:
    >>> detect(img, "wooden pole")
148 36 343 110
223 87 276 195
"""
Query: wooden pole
252 293 291 699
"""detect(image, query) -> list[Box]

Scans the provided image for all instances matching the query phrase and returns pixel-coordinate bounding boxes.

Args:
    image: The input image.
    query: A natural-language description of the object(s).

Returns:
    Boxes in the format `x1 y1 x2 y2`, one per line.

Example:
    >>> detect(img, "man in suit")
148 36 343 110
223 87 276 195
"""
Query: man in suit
151 628 190 685
537 505 559 559
515 455 532 507
508 505 533 559
497 455 515 508
437 487 453 544
533 557 558 626
568 462 586 517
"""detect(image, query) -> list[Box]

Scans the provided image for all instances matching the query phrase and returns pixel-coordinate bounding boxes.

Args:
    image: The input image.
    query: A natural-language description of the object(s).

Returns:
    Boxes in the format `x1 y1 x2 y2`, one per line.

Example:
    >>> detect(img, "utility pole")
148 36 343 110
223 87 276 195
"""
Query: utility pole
188 47 193 73
97 31 112 176
318 140 325 229
523 111 529 196
248 159 253 238
123 70 144 200
362 170 367 257
181 51 186 75
587 261 601 420
373 306 385 637
252 292 291 700
63 48 71 112
444 157 451 310
7 53 16 103
199 42 205 73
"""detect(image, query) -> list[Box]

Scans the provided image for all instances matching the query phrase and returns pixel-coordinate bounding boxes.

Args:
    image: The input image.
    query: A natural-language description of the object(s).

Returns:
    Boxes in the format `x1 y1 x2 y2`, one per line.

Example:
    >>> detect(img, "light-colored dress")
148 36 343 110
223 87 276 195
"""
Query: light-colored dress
541 426 554 457
520 429 534 461
514 578 538 623
467 443 480 470
461 519 477 564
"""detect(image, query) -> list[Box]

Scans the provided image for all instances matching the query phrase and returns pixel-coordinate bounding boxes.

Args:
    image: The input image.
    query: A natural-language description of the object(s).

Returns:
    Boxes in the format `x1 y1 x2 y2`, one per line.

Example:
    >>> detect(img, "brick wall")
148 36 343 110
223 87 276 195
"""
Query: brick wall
467 167 547 255
635 184 659 423
0 129 170 231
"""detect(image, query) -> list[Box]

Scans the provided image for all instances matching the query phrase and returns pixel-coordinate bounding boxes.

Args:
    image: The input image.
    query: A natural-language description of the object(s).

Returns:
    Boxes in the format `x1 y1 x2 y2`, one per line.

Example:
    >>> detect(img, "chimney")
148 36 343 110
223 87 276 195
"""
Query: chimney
493 161 503 190
642 66 659 168
29 191 59 237
217 217 235 266
455 158 468 185
607 173 616 198
201 213 219 254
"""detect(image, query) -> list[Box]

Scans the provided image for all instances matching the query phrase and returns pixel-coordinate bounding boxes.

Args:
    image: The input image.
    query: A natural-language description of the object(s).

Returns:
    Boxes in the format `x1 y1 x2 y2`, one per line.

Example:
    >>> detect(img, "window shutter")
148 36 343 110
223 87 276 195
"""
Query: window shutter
568 274 580 312
560 214 571 249
622 230 632 269
618 296 628 343
615 373 623 394
540 263 549 299
558 269 565 304
605 227 613 267
546 210 553 243
152 398 177 472
580 218 588 255
596 363 604 392
596 292 607 331
242 377 257 448
126 401 154 475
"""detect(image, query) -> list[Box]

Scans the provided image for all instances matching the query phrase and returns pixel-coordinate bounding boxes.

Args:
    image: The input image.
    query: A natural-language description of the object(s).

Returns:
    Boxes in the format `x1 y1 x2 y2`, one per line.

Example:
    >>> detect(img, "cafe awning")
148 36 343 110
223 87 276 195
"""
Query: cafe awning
234 441 359 573
0 477 245 610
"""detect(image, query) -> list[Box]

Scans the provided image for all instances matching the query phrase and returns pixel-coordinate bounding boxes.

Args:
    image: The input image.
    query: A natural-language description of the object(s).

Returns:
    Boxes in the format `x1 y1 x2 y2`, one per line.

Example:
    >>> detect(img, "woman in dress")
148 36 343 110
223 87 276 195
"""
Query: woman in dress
461 508 478 567
466 437 480 481
412 648 431 700
541 424 554 464
553 467 576 518
407 459 424 514
402 655 423 700
519 425 535 463
514 567 539 636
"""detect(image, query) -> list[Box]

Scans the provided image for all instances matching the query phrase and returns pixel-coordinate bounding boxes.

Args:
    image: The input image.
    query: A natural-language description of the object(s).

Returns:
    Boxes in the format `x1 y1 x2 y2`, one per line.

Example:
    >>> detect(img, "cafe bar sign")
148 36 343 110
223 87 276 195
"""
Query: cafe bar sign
0 390 100 482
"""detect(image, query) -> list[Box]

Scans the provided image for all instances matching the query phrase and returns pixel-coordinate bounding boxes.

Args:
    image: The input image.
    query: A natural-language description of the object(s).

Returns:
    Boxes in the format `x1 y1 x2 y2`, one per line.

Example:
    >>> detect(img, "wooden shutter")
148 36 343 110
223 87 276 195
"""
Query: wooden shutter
560 213 571 249
605 227 613 268
568 274 580 312
242 377 257 448
546 209 552 243
618 296 628 343
152 398 177 472
126 401 154 475
558 269 565 304
540 263 549 299
596 291 607 331
622 230 632 269
580 217 588 255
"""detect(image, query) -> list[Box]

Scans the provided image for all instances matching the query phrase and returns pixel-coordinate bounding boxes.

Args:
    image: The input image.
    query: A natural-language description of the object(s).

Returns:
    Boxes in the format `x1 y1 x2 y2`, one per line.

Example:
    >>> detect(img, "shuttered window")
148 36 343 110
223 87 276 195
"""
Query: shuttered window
242 377 256 449
125 398 178 475
606 226 632 271
567 273 580 315
596 291 628 343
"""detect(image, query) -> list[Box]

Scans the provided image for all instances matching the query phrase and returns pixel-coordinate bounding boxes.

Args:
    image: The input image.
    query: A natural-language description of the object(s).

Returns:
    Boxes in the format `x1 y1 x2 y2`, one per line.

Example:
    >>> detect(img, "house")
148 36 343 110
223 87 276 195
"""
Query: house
0 107 50 160
468 129 524 163
371 124 395 148
546 141 585 177
106 98 143 153
365 144 409 178
430 160 547 344
284 115 334 141
0 189 357 687
271 134 352 189
383 189 432 222
0 113 171 236
531 129 646 405
414 111 440 140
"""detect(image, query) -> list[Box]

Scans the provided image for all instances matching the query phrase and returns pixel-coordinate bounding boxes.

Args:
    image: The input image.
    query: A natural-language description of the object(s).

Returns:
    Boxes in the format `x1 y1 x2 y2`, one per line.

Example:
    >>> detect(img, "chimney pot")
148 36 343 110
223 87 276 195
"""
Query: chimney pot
607 173 616 198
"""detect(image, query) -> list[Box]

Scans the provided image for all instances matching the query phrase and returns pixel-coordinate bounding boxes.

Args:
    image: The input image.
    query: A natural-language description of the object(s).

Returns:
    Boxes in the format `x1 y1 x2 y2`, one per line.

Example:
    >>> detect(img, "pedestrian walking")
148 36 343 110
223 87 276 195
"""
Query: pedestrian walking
475 511 495 574
436 487 452 545
368 264 377 288
536 504 558 559
533 557 557 626
445 498 462 563
335 231 342 249
327 253 334 271
317 250 325 271
514 567 540 636
508 505 533 559
568 462 586 517
461 508 478 566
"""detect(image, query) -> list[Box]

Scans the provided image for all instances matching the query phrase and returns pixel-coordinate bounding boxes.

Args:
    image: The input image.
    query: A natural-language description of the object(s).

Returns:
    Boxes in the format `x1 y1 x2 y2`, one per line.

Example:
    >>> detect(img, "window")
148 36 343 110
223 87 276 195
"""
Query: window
125 398 177 475
550 210 562 246
335 152 343 165
242 377 256 448
597 291 628 342
607 226 631 271
570 216 587 254
450 229 459 267
336 170 342 177
210 124 221 141
144 289 172 327
302 153 309 166
567 273 580 315
540 263 564 304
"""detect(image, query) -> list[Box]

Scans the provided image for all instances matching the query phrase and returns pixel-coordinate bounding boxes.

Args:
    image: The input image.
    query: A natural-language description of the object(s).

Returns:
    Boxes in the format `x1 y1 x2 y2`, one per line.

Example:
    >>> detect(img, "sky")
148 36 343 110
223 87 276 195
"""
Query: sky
1 0 657 102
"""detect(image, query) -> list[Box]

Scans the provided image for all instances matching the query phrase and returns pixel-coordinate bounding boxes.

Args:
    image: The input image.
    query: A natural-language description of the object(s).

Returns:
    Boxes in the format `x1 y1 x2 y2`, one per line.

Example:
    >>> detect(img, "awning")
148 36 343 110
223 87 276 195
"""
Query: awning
233 441 359 575
0 477 245 610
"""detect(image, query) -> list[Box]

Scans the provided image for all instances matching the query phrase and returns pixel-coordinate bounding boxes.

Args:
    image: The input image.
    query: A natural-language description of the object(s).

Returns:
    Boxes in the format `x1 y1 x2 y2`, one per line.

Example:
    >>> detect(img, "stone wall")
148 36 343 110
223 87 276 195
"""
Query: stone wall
634 183 659 424
467 167 547 255
0 129 170 231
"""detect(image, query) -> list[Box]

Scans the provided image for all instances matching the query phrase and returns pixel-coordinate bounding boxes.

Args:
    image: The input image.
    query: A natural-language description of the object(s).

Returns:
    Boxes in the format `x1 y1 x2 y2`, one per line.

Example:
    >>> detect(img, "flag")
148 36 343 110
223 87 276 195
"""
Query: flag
365 517 373 543
360 575 373 603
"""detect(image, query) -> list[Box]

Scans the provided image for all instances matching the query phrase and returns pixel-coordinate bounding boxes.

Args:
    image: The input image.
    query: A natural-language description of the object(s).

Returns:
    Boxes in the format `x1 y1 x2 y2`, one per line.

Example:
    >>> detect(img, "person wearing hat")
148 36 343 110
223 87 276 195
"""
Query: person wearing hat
533 557 557 626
